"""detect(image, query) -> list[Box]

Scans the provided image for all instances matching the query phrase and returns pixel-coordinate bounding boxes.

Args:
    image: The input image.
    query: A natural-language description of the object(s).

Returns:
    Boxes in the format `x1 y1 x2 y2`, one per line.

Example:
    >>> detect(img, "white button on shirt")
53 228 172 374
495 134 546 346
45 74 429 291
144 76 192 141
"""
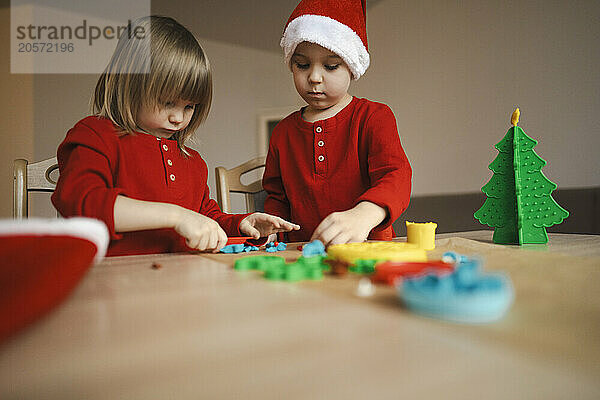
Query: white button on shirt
317 140 324 147
167 159 173 166
163 144 169 151
318 155 325 162
170 174 176 181
315 126 323 133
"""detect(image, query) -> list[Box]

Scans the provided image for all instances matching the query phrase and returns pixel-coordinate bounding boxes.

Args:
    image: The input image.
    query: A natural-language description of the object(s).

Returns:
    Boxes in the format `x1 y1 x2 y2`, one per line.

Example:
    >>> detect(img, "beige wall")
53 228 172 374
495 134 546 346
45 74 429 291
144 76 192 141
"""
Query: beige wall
25 38 301 216
1 5 33 218
2 0 598 217
353 0 599 195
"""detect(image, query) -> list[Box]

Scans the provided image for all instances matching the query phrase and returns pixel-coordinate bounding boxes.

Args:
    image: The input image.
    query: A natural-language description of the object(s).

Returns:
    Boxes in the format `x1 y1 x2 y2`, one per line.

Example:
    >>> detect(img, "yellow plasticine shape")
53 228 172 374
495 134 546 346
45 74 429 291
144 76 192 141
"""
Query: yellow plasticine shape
327 242 427 265
406 221 438 250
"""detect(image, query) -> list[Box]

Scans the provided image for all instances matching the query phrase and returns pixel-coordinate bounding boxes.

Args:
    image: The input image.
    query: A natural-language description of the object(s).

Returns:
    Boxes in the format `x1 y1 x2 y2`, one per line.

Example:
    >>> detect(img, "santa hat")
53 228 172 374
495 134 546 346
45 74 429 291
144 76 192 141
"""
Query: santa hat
0 217 108 343
280 0 370 80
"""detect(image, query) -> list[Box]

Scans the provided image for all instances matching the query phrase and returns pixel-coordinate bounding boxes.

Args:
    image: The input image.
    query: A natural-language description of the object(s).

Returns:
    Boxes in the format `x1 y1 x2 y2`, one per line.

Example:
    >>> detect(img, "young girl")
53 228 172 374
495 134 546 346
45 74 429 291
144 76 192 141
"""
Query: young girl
263 0 412 246
52 16 299 256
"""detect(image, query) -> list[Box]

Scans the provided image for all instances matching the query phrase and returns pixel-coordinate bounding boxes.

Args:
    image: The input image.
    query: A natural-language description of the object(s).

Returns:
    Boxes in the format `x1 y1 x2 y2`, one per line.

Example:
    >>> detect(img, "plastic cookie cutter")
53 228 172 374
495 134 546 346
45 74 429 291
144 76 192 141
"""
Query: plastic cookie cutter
226 236 270 247
226 236 253 245
222 236 272 252
327 242 428 265
372 260 454 286
398 253 514 324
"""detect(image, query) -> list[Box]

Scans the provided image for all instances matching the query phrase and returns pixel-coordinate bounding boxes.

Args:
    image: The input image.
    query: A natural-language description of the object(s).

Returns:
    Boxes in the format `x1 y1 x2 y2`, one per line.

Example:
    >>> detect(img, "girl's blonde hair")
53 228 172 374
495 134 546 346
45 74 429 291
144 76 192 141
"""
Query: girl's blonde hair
93 15 212 152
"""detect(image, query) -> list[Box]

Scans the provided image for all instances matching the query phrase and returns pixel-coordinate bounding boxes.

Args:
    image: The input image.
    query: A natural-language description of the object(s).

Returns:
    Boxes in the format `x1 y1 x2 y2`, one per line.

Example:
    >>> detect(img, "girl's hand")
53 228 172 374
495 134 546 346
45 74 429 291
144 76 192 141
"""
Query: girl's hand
239 213 300 239
173 208 228 252
113 196 227 252
310 202 387 247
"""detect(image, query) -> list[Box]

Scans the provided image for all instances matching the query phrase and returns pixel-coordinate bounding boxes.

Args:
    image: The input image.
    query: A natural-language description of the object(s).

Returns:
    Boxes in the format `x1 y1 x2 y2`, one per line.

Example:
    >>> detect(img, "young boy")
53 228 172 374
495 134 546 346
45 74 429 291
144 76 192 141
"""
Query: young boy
263 0 412 246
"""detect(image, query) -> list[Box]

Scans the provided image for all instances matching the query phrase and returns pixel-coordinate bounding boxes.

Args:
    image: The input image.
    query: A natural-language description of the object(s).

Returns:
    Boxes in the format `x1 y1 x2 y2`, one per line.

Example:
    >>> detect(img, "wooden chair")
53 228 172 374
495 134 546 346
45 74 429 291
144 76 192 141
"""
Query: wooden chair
215 156 266 213
13 157 59 219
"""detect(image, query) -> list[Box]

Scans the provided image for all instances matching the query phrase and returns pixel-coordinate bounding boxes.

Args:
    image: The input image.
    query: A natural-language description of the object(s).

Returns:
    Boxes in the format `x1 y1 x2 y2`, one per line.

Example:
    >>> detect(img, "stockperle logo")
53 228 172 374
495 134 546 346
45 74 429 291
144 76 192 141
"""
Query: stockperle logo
11 0 150 74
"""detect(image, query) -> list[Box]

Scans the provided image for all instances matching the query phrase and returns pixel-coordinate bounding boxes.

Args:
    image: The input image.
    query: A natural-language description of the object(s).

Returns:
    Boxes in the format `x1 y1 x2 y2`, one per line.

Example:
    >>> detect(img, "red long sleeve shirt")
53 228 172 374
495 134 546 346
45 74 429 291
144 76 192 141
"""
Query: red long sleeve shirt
263 97 412 242
51 116 247 256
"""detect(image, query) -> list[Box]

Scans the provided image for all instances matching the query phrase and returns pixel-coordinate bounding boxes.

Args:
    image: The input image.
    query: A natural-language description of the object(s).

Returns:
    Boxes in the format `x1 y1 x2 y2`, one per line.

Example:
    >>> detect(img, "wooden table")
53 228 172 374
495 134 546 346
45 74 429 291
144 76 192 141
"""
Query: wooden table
1 231 599 399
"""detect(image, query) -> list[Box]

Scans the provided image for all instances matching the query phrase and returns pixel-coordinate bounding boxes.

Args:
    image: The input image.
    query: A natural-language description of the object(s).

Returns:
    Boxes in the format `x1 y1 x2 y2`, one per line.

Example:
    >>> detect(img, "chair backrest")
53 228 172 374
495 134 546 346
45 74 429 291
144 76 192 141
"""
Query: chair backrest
215 156 266 213
13 157 59 219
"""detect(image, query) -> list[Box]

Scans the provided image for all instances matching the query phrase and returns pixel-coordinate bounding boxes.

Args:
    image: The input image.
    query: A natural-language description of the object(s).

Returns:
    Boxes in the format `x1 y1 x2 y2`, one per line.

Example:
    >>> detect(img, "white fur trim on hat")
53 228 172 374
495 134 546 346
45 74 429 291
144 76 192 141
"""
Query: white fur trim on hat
280 14 370 80
0 217 109 263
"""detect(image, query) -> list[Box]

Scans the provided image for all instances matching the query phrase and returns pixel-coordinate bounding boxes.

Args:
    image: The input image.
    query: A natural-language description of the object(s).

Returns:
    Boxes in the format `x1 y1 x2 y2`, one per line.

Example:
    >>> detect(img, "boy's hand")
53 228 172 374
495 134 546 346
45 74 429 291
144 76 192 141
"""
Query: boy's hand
173 208 228 252
310 202 387 246
239 213 300 239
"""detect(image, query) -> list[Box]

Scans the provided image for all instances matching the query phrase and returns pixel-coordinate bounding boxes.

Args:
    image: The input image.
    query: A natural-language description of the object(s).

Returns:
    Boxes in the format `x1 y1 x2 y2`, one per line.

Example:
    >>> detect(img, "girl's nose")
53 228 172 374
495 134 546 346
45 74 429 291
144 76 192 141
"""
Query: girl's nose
169 109 184 124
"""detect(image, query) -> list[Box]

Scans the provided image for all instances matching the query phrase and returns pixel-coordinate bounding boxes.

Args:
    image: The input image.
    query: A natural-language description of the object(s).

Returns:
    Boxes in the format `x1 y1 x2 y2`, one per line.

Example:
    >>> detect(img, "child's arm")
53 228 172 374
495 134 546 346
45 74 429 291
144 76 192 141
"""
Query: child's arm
182 156 299 242
310 201 386 246
115 196 299 249
113 196 228 252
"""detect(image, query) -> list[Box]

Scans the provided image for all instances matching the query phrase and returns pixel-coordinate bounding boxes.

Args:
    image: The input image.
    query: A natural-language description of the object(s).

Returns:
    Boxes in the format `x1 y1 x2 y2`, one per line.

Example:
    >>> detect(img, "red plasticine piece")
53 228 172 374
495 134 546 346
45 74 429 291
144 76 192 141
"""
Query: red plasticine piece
372 261 454 286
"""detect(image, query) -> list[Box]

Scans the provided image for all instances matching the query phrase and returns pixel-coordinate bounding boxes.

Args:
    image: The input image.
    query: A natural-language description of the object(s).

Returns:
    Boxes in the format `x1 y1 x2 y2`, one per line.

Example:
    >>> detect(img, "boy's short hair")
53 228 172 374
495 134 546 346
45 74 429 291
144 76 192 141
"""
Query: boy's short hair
93 15 212 152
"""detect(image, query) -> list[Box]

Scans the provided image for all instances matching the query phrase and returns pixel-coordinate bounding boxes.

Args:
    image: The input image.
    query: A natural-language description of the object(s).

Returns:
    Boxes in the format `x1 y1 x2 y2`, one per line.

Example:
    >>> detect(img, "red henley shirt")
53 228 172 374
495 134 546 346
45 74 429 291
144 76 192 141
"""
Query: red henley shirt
263 97 412 242
51 116 247 256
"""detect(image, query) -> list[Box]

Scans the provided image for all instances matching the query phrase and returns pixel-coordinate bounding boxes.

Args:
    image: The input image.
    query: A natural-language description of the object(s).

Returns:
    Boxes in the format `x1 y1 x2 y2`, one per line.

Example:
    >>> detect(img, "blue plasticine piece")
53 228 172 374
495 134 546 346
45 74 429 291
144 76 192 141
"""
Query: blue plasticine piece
220 244 246 253
302 240 326 257
399 254 514 324
221 244 259 254
441 251 469 264
265 241 288 252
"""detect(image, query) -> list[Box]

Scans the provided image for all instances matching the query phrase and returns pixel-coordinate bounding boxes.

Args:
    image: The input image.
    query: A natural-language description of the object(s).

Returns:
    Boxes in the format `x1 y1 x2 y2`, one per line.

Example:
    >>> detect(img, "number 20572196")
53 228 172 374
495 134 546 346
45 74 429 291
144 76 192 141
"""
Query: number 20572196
17 42 74 52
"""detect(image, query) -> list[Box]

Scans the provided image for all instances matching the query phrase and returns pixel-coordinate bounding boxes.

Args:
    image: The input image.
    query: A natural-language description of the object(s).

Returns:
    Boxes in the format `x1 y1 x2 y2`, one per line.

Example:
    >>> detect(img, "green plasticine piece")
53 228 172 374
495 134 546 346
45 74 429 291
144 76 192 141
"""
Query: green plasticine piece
297 255 326 267
349 259 377 274
264 258 325 282
234 255 285 271
474 109 569 244
283 263 306 282
236 255 327 282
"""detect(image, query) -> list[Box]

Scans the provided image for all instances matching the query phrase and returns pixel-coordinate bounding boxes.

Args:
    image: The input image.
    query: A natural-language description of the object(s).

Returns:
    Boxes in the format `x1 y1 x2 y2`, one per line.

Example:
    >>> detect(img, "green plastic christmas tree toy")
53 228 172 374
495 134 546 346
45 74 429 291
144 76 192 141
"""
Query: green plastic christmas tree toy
474 108 569 244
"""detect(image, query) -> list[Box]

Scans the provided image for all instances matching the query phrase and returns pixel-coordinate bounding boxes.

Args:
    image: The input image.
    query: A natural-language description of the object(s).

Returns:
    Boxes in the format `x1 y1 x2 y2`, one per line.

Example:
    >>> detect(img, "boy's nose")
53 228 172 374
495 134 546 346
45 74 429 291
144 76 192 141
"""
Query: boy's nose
308 67 323 83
